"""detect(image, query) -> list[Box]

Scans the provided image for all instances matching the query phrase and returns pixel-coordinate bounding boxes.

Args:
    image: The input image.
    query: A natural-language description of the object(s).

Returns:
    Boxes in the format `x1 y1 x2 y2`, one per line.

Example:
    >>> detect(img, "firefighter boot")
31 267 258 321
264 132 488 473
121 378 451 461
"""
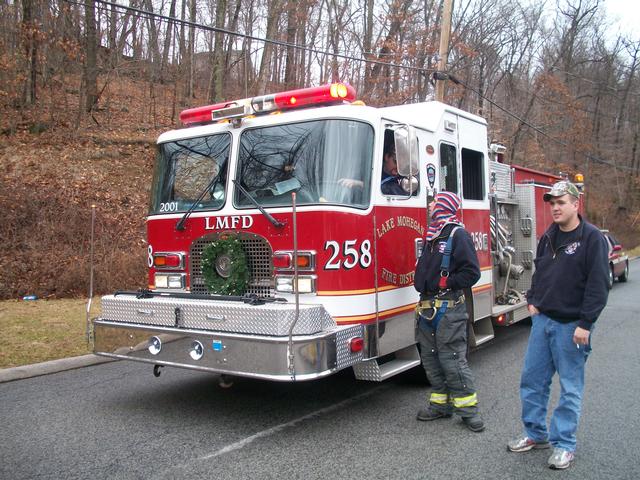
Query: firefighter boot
462 415 485 432
417 407 453 421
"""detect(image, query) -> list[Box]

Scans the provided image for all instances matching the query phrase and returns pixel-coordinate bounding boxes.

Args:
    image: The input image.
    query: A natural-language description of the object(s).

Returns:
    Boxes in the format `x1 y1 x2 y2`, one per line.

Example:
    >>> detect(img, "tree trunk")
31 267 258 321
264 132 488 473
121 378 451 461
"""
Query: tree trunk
21 0 37 105
84 0 98 112
160 0 177 84
208 0 227 102
144 0 161 82
255 0 283 93
183 0 197 100
364 0 413 98
284 0 297 88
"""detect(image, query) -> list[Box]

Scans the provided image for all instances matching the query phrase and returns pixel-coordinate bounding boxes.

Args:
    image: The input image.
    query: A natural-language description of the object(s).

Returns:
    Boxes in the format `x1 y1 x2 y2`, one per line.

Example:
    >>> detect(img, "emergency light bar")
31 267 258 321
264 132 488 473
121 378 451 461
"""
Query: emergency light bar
179 83 357 126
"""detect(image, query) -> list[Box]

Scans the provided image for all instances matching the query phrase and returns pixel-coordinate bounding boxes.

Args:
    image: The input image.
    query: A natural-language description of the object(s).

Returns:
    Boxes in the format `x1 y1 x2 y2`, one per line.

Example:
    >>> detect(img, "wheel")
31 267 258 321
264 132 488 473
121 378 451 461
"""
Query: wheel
607 265 614 289
218 374 234 388
619 261 629 283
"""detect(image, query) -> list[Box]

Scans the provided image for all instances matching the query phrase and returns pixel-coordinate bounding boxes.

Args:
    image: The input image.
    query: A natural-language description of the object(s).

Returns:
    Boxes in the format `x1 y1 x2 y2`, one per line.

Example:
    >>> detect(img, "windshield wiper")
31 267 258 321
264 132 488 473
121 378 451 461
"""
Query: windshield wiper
175 171 223 231
232 179 286 229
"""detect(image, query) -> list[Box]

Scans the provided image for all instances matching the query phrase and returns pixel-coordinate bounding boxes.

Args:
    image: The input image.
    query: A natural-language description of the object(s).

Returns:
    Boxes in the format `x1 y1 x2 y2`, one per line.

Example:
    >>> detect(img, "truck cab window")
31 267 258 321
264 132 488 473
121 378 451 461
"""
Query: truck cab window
381 128 419 196
235 120 373 209
461 148 485 200
149 133 231 214
439 143 458 194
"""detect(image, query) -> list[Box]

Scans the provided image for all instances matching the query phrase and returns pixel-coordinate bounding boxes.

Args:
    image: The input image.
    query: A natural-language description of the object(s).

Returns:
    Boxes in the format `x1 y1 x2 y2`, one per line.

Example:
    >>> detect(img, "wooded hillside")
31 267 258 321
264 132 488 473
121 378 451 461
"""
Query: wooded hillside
1 0 638 299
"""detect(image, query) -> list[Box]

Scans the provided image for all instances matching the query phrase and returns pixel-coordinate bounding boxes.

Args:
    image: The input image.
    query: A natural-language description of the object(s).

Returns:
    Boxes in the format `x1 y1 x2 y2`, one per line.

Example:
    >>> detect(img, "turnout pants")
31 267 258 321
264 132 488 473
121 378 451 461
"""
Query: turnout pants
417 302 479 417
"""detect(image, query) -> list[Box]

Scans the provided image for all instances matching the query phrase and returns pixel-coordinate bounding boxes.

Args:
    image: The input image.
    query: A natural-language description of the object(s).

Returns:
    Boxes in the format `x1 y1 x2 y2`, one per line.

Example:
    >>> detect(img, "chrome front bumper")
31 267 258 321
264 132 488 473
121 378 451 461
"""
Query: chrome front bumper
92 294 364 381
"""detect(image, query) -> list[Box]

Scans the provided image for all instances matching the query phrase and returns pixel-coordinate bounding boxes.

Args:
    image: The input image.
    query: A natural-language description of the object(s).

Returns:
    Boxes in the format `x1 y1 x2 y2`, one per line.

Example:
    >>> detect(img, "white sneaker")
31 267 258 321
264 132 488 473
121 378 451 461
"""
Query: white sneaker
507 435 550 452
548 448 575 469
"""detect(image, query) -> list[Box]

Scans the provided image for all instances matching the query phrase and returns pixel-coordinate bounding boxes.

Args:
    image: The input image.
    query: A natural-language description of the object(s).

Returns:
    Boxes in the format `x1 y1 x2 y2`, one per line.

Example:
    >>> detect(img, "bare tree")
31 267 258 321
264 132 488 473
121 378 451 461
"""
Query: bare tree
160 0 178 84
83 0 98 112
207 0 227 102
255 0 284 93
21 0 38 105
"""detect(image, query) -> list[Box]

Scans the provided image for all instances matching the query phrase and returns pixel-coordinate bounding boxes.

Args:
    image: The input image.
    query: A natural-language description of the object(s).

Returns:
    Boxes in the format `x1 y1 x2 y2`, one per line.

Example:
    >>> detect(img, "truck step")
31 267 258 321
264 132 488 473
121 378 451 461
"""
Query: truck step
470 316 495 348
353 344 421 382
472 333 495 346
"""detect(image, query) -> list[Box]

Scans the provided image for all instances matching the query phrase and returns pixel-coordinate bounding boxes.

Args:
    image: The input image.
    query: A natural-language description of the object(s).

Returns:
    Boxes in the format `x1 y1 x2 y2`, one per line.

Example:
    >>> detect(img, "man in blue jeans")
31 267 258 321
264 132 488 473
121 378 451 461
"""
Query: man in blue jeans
507 181 609 469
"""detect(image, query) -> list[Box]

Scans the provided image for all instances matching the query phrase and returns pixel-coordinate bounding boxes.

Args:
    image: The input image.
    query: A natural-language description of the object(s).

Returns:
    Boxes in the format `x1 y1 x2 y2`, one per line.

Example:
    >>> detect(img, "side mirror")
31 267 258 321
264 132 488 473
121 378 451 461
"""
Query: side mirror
394 126 419 177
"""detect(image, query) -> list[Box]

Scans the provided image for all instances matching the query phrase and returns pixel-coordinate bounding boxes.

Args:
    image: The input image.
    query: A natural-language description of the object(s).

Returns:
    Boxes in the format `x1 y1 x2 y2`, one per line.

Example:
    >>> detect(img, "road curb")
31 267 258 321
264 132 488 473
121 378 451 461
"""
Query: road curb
0 354 117 384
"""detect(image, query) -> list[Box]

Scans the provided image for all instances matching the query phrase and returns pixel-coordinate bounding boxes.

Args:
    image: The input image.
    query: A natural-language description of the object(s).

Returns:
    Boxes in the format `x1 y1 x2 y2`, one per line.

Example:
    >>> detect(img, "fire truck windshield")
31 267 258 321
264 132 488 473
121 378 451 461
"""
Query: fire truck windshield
235 119 373 209
149 133 230 215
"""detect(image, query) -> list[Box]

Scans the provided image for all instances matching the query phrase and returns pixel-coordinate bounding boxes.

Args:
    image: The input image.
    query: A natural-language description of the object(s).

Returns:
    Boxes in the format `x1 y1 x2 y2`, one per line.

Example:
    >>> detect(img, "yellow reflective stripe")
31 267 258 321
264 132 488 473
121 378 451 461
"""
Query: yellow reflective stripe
453 393 478 408
430 393 448 404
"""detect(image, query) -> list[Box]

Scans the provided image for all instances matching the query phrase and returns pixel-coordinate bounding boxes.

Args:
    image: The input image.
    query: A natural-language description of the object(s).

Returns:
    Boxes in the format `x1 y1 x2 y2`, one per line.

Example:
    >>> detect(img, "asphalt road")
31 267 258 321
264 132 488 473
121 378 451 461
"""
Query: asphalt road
1 260 638 480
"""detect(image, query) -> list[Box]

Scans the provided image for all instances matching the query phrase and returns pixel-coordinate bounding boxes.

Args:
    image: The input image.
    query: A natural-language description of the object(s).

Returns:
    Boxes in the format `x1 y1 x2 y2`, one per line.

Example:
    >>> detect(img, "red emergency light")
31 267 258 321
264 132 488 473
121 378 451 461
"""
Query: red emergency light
179 100 244 126
252 83 356 112
179 83 357 126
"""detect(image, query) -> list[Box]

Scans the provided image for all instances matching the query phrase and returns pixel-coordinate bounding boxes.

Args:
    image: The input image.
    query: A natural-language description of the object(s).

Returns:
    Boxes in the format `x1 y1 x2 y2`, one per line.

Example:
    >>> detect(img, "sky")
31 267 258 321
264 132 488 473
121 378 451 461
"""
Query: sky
604 0 640 40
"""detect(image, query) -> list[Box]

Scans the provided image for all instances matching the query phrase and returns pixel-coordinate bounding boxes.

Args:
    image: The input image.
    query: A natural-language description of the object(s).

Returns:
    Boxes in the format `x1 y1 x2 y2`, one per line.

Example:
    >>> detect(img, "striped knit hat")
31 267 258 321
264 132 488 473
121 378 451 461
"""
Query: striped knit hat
426 192 463 241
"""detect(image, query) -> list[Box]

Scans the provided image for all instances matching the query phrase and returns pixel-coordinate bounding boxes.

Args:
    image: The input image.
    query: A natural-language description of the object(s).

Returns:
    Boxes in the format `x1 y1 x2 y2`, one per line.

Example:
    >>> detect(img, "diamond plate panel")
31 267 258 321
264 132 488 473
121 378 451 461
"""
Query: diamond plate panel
513 304 531 322
335 325 364 370
490 162 513 198
101 297 177 327
514 184 537 293
101 295 336 336
352 359 382 381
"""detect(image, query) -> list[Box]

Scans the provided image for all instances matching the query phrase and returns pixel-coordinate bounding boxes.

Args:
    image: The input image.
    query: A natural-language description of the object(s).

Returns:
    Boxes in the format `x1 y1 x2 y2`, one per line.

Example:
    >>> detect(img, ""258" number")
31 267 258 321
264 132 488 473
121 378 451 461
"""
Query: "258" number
324 240 372 270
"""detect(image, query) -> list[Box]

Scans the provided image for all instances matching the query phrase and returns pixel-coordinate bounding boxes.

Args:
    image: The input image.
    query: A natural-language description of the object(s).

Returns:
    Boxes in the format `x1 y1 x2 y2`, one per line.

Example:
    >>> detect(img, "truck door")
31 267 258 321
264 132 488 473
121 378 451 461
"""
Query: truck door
373 124 426 357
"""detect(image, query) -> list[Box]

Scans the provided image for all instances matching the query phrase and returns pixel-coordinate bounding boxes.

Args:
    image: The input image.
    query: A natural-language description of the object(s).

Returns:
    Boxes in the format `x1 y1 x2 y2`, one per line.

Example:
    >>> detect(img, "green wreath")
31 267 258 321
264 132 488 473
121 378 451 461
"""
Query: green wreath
201 236 250 295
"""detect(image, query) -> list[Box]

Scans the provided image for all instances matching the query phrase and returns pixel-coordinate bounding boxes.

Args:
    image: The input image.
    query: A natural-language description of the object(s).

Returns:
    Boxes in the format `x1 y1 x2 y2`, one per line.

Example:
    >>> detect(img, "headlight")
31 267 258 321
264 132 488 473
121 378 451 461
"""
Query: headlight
275 275 316 294
154 273 186 289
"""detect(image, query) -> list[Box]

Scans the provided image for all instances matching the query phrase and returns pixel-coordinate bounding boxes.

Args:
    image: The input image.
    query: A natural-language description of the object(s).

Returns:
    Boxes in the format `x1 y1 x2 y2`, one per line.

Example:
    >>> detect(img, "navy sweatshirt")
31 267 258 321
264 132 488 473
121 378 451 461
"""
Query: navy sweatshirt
526 216 609 330
414 224 481 294
381 172 407 195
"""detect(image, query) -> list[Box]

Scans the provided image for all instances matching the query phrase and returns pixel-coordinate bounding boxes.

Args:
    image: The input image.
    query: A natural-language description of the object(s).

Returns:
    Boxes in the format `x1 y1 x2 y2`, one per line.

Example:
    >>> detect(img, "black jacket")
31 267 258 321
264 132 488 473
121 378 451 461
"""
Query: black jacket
526 216 609 330
414 224 481 294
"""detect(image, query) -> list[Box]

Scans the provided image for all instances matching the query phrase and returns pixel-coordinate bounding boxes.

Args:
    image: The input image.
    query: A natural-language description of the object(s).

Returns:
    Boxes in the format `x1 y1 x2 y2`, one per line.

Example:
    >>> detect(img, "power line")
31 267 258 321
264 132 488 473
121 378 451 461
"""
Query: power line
66 0 435 76
65 0 636 173
499 79 639 126
440 72 636 172
550 67 640 98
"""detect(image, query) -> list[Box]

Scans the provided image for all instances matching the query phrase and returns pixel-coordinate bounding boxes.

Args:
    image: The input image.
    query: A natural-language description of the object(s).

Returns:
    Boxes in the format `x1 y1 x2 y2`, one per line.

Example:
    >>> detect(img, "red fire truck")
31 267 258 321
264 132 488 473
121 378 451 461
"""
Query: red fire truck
92 83 569 382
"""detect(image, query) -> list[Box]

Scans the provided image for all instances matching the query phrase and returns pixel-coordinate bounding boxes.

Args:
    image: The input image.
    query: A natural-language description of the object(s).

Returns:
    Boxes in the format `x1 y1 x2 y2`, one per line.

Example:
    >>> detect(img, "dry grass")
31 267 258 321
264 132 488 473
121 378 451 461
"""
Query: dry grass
0 298 100 369
628 245 640 258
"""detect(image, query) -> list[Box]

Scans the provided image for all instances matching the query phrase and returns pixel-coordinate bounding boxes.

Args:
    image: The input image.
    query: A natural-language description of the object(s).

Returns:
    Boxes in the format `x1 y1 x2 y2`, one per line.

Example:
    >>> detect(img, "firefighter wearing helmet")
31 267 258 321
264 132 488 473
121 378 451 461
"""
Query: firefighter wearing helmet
413 192 484 432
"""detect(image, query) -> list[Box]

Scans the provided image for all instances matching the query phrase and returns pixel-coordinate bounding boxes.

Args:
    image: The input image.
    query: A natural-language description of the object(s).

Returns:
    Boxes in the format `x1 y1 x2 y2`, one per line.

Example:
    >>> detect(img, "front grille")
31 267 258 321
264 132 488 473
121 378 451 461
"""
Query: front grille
190 232 274 297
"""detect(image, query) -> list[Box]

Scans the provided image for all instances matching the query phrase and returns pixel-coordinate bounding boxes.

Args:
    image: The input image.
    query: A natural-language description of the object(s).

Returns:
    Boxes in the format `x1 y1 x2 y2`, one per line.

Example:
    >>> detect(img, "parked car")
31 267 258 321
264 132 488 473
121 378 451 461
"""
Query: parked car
601 230 629 289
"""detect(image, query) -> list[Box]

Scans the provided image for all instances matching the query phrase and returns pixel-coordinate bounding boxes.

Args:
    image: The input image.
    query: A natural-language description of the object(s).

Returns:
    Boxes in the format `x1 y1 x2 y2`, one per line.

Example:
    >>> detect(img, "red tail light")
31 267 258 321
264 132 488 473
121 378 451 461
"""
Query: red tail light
349 337 364 353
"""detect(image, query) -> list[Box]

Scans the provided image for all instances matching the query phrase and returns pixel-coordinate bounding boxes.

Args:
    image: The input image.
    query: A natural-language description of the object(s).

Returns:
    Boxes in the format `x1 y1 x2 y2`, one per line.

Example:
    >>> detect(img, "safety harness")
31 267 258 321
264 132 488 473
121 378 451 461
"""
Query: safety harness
416 227 464 331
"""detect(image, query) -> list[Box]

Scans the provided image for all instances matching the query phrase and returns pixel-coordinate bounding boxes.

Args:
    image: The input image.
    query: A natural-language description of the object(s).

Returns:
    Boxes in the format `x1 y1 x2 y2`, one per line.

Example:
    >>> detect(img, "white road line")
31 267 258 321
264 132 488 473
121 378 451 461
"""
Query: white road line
160 384 388 477
200 385 387 460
